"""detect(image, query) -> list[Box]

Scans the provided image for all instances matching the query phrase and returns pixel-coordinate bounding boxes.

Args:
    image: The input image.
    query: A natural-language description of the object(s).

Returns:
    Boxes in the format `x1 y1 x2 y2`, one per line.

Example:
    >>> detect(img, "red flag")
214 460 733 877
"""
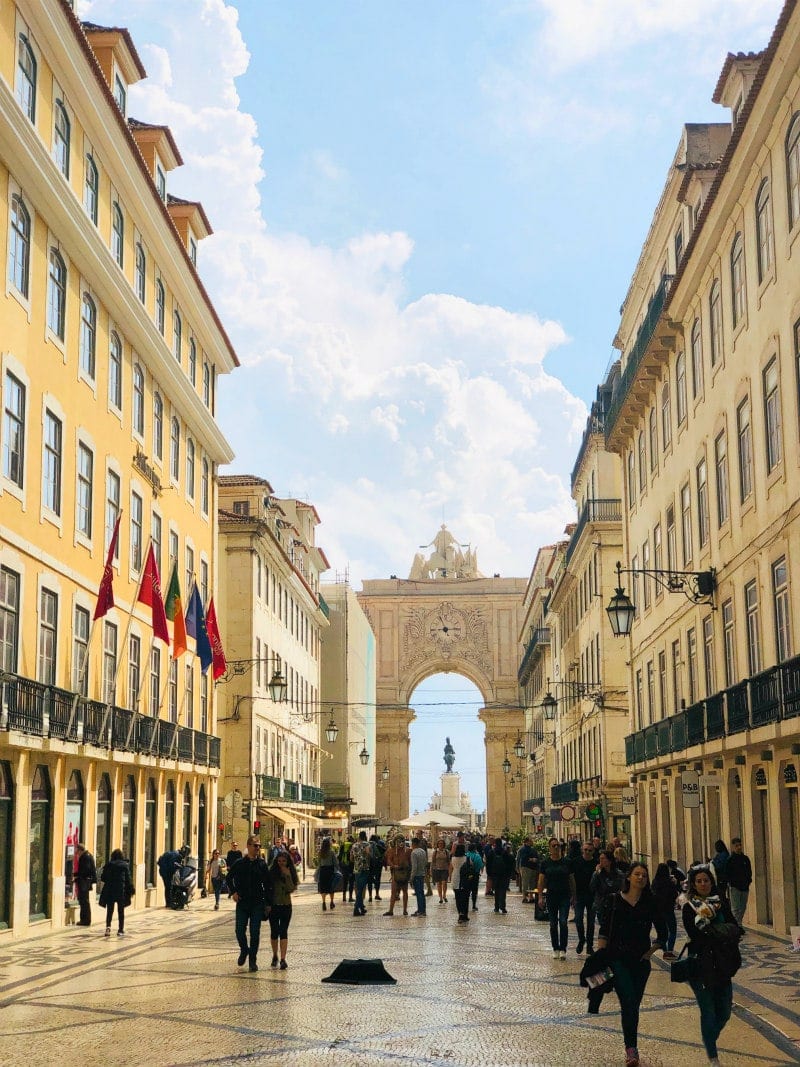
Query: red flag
93 513 121 620
205 598 227 681
137 544 170 644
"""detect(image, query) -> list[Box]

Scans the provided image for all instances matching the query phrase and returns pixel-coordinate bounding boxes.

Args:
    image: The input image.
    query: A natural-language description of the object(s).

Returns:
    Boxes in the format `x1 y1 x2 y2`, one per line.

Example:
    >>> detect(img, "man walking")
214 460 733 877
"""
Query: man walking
571 841 598 953
410 837 428 916
726 837 753 931
225 841 243 897
74 844 97 926
368 834 385 902
537 836 576 959
157 847 181 907
516 836 538 903
350 831 371 916
228 835 273 972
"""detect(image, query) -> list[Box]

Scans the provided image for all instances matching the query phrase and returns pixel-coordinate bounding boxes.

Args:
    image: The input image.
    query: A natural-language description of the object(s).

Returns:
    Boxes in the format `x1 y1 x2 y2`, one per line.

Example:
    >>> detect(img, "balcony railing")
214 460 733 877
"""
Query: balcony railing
257 774 324 807
0 672 221 768
565 498 622 565
624 654 800 765
318 593 330 619
606 275 673 439
518 627 551 685
551 779 579 805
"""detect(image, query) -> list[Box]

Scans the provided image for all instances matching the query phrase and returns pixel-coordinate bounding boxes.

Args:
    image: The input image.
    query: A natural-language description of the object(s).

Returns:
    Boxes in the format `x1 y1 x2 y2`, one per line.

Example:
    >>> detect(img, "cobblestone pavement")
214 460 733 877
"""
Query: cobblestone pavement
0 884 797 1067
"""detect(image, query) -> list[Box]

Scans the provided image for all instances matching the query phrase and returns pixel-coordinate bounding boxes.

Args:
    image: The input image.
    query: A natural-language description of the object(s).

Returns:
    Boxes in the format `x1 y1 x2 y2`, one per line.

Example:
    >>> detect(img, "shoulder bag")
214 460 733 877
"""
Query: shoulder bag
670 942 700 983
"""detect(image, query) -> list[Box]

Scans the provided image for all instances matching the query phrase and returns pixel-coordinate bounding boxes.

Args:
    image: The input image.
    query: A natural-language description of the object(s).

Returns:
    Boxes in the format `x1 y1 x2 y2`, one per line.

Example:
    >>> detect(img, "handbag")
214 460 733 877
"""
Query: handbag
670 943 700 983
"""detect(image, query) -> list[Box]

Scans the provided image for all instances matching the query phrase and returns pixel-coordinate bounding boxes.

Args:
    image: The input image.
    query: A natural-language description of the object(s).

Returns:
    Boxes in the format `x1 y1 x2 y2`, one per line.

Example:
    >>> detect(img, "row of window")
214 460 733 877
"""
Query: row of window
633 556 792 729
254 723 317 787
255 554 320 658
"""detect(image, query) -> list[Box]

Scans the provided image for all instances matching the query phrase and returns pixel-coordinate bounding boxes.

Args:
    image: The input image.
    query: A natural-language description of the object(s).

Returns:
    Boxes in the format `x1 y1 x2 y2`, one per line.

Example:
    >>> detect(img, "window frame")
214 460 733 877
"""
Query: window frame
42 408 63 516
79 293 97 380
736 395 753 503
772 556 791 663
755 178 774 284
16 33 37 123
8 194 31 299
53 100 71 178
132 363 145 438
111 203 124 268
108 331 122 411
84 154 99 225
3 371 26 490
709 279 723 368
730 233 746 329
675 352 687 425
135 243 146 303
155 280 165 335
690 318 703 399
786 112 800 230
47 249 67 341
763 356 782 474
76 440 93 540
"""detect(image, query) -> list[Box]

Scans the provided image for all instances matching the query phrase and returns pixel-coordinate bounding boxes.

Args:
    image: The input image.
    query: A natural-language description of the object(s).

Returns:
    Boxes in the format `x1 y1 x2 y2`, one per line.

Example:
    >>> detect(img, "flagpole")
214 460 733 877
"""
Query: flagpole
100 535 154 743
169 650 194 760
150 657 174 756
65 614 101 738
125 634 155 749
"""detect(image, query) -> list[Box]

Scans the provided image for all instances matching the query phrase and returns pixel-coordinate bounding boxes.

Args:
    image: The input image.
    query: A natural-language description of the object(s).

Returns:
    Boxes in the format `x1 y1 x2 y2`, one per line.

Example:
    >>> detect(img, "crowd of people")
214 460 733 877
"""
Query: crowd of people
71 828 752 1066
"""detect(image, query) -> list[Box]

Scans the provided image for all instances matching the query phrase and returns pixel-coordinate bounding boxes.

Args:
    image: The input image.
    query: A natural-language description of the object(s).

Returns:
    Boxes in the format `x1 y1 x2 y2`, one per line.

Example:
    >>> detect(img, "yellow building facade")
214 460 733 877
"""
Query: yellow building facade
217 476 329 863
605 1 800 932
0 3 237 935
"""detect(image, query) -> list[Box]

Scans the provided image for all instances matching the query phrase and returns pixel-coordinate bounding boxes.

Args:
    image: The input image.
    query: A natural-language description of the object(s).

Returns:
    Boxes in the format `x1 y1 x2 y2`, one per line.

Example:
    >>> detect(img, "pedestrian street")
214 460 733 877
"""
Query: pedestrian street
0 885 797 1067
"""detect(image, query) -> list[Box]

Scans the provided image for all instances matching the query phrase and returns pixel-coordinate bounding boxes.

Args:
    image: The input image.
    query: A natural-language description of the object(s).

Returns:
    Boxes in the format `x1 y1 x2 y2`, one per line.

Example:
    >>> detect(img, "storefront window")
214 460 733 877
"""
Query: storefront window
64 770 83 893
0 762 13 928
95 773 112 870
197 785 206 871
29 765 51 918
144 778 156 887
121 775 136 862
182 784 192 849
164 780 175 852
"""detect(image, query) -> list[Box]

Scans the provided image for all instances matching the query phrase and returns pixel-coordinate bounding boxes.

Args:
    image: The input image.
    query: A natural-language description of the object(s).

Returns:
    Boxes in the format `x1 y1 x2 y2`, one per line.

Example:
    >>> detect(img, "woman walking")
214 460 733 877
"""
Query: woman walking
432 839 449 903
383 835 411 916
316 837 337 911
206 849 226 910
466 839 484 911
449 843 472 923
99 848 134 937
596 861 661 1067
651 862 680 959
682 865 742 1066
268 850 299 969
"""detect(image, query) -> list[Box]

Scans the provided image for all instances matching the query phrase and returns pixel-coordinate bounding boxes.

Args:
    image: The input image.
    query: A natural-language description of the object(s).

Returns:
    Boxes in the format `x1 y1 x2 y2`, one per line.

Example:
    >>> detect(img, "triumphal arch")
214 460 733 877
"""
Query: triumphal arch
357 526 527 832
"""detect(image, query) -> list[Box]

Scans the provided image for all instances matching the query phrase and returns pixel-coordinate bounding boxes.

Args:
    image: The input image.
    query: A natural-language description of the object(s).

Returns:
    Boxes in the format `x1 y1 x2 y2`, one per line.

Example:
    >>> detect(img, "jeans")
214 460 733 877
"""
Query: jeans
235 902 263 963
611 957 651 1050
369 864 382 897
729 885 749 926
660 908 677 952
574 896 594 949
412 875 426 914
354 870 370 913
689 978 733 1058
470 878 479 909
341 864 354 899
211 876 223 907
548 895 570 951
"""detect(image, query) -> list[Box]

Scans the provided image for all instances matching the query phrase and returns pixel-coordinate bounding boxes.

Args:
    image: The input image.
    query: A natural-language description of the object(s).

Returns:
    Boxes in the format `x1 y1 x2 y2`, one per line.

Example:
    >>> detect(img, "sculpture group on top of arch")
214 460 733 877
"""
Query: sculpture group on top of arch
409 524 483 581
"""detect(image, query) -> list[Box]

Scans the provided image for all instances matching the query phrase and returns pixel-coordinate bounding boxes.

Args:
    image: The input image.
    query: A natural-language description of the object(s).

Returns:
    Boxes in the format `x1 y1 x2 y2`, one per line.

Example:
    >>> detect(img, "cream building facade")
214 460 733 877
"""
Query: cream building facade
0 3 237 935
318 579 376 832
217 476 329 862
604 0 800 933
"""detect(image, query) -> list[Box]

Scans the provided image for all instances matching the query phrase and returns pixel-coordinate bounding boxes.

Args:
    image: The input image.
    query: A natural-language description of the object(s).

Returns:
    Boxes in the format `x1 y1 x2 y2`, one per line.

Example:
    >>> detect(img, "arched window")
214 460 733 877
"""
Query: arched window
0 761 14 929
173 311 182 361
155 280 165 335
202 362 211 406
188 340 197 386
121 775 136 862
787 112 800 228
111 203 124 268
675 352 687 424
84 155 99 225
79 294 96 379
201 458 210 515
690 317 703 399
164 780 176 852
144 778 157 888
65 770 84 891
95 772 112 870
709 279 723 367
29 765 51 918
153 392 164 460
16 34 36 122
170 417 180 481
135 243 146 302
132 364 145 436
661 382 671 448
47 249 67 339
182 784 192 848
8 194 31 298
755 178 773 283
53 100 70 177
185 438 195 498
730 233 746 327
108 332 122 409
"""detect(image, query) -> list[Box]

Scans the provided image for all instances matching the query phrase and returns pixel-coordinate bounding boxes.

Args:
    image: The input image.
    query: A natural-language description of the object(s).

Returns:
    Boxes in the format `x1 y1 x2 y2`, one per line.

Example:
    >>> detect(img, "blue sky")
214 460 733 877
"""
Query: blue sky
83 0 783 810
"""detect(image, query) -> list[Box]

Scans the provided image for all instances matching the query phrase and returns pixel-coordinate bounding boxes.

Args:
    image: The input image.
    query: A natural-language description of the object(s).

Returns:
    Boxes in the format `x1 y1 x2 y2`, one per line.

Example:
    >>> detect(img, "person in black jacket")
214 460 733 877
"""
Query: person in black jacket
570 841 598 954
74 843 97 926
651 862 680 959
487 839 516 914
228 835 273 972
99 849 134 937
725 838 752 931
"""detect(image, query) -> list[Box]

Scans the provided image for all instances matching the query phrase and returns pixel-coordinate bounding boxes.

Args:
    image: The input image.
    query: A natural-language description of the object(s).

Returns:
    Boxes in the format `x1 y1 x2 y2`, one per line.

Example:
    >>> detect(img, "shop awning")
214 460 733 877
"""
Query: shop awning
261 807 301 826
281 808 328 827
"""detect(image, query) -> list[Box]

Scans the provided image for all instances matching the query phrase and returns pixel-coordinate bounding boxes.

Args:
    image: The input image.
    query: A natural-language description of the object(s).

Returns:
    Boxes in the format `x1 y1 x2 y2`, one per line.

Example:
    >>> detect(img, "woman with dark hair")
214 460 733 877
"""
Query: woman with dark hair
268 850 299 969
682 865 741 1066
99 848 134 937
596 862 662 1067
651 862 680 959
316 837 337 911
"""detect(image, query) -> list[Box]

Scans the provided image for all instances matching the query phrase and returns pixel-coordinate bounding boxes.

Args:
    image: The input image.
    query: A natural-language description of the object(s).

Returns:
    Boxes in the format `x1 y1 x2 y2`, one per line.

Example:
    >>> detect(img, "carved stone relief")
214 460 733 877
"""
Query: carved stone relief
399 600 492 677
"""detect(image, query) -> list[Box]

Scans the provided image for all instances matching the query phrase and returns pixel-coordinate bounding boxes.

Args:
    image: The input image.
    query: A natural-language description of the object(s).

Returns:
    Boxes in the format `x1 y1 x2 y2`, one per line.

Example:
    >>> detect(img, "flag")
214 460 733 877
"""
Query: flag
205 597 227 681
164 561 187 659
93 513 121 620
137 544 169 644
185 583 213 674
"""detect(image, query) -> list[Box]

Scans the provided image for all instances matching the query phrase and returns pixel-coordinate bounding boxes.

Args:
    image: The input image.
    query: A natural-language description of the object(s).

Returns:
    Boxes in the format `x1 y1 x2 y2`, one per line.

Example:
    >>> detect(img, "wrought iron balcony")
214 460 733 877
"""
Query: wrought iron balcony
318 593 330 619
565 498 622 566
518 627 551 685
624 656 800 765
551 779 579 805
257 774 324 807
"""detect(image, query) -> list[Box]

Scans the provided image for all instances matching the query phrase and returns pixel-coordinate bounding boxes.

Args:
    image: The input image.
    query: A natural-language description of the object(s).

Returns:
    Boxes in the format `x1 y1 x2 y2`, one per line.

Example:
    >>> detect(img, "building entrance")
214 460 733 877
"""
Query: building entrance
357 526 526 832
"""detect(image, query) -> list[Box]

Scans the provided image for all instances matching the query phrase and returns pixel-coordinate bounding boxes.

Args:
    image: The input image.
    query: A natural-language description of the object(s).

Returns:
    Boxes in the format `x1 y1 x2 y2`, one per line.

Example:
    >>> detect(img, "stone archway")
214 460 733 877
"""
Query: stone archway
357 527 527 832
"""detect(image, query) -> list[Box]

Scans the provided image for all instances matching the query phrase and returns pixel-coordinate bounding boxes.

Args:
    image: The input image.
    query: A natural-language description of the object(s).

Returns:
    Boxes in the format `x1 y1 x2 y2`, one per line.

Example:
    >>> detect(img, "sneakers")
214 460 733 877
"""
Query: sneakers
214 904 219 911
576 940 585 954
104 928 111 937
237 950 248 967
271 956 279 968
249 962 258 972
279 959 288 970
625 1049 640 1067
552 950 560 960
559 950 566 960
117 930 125 938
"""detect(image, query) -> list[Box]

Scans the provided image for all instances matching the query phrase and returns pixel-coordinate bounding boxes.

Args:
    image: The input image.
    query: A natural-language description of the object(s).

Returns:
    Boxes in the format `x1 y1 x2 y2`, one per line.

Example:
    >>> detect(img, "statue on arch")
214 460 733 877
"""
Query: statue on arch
408 524 483 580
443 736 455 773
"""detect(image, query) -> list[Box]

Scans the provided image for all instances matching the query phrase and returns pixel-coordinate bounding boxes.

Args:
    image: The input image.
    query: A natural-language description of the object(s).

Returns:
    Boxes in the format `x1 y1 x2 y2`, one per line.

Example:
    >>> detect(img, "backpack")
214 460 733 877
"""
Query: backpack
459 857 474 891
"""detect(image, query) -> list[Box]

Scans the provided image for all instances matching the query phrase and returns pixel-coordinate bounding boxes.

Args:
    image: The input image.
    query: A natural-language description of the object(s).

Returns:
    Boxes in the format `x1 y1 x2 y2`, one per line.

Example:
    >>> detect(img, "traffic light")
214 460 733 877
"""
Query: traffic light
242 801 251 821
253 820 261 834
217 822 224 833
